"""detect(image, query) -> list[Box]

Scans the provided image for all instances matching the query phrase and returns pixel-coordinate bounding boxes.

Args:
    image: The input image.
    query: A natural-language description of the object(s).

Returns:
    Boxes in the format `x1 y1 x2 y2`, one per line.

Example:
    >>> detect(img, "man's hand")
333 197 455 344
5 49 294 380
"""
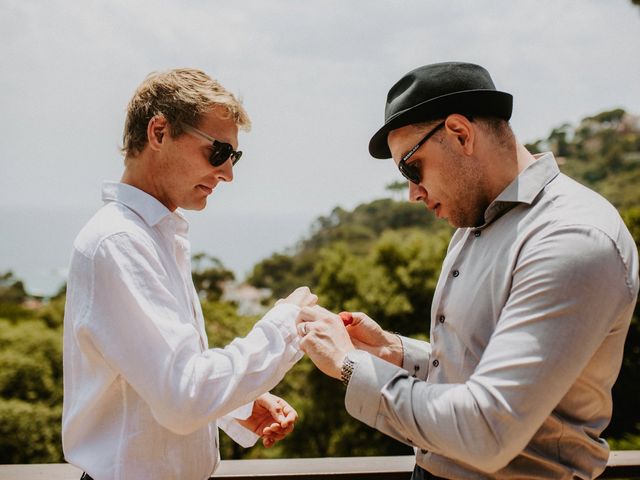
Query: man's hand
236 393 298 448
276 286 318 308
344 312 404 367
296 306 356 379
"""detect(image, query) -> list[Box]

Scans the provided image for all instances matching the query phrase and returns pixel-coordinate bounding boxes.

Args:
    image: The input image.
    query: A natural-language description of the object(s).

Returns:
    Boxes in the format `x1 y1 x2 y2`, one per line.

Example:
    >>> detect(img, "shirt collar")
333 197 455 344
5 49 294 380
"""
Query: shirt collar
102 181 175 228
482 152 560 226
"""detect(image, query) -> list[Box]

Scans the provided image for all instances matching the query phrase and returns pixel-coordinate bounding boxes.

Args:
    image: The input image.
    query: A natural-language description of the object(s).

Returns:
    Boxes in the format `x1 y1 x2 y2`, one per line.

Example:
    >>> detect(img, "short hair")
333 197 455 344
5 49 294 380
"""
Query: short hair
473 116 514 146
122 68 251 158
413 115 514 148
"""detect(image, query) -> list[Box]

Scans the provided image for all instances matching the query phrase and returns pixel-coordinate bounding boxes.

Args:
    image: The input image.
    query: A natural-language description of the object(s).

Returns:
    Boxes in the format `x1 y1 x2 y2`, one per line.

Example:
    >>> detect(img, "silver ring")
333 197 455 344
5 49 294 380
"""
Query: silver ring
300 323 308 336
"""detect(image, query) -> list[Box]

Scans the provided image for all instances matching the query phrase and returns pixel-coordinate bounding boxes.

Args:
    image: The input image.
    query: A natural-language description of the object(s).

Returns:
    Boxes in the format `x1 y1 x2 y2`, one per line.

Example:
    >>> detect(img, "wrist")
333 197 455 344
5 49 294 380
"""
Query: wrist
382 332 404 367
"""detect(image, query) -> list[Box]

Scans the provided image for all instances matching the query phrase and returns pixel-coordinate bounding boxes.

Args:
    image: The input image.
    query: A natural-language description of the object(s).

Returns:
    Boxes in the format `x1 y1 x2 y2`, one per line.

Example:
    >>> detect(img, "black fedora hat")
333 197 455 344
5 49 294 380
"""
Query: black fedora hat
368 62 513 159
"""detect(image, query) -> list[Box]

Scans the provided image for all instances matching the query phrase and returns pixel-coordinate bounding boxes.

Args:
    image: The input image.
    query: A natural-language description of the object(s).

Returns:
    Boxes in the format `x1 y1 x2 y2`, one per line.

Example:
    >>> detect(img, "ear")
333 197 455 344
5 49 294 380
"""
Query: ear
147 115 168 152
444 114 475 155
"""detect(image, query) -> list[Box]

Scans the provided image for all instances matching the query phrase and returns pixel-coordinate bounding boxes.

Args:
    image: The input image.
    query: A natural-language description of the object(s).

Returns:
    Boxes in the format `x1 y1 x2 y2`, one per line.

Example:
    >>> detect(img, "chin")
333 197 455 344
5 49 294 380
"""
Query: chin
182 198 208 211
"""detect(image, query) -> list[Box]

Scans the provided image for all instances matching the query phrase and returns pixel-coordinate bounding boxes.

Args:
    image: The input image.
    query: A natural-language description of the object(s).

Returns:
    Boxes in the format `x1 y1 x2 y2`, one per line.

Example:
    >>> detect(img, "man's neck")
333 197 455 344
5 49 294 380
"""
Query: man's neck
485 142 537 202
121 154 175 211
515 142 537 175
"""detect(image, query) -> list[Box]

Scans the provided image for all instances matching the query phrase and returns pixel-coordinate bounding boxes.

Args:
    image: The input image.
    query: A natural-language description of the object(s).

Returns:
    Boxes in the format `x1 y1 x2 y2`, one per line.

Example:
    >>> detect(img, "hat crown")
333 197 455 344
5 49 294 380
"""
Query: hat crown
385 62 498 121
368 61 512 158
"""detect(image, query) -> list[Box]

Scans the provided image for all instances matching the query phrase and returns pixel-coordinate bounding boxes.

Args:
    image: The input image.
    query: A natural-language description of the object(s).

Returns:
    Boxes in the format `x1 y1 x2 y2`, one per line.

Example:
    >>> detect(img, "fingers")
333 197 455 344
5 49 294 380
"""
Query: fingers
292 286 318 307
260 394 298 427
339 311 353 326
303 291 318 307
257 393 286 424
259 400 298 448
263 437 275 448
280 401 298 428
350 311 373 326
262 421 294 438
261 422 294 448
296 304 337 324
279 286 318 308
297 321 310 337
296 305 344 341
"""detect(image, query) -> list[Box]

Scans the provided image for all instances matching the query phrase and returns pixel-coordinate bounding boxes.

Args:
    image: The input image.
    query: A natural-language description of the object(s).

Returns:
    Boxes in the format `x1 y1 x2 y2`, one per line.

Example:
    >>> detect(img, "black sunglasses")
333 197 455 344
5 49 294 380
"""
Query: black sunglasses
397 121 445 184
182 124 242 167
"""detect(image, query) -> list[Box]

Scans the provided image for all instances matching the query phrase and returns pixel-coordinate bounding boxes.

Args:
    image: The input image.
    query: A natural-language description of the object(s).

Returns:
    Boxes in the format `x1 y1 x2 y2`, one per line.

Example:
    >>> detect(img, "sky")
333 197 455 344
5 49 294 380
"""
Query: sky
1 0 639 295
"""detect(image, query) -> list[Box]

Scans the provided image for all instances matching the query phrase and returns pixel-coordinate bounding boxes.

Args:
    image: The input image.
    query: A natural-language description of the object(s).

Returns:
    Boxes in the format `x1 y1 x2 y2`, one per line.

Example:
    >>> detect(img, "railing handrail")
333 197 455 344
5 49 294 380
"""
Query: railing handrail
1 452 639 479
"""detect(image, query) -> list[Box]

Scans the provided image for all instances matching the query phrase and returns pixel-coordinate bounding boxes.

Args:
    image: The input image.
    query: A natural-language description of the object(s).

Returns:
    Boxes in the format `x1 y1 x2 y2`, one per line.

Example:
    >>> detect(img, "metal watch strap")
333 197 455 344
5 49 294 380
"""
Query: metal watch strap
341 355 356 386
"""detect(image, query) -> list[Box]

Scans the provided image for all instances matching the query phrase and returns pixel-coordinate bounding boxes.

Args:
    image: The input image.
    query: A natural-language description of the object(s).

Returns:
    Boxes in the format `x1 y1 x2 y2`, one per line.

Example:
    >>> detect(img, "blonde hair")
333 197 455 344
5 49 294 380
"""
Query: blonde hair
122 68 251 158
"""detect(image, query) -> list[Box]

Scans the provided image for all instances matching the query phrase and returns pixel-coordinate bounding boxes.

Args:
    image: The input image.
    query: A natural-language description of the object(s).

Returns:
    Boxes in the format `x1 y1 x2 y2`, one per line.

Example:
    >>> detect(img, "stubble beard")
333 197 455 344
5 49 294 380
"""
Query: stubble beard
443 153 490 229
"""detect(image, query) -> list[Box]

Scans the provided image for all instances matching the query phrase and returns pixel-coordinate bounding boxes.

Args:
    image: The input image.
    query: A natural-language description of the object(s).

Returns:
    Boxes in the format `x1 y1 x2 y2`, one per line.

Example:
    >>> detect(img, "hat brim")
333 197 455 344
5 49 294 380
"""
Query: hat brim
368 89 513 159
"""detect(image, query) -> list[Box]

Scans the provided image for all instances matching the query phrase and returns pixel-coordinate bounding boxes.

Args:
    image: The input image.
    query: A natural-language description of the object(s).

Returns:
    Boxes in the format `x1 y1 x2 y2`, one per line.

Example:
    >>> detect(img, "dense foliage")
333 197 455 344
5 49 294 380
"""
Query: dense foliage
1 109 639 463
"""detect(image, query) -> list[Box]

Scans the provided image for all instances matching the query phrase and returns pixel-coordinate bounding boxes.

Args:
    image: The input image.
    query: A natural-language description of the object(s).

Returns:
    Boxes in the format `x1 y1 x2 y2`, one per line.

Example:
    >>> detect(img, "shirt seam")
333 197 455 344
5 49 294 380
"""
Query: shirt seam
76 231 159 330
70 247 94 325
543 217 637 301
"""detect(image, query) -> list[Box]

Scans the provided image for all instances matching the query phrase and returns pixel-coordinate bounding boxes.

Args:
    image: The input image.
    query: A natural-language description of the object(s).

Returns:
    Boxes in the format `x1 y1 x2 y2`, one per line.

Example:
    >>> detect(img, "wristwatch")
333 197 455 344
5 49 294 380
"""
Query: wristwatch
341 355 356 386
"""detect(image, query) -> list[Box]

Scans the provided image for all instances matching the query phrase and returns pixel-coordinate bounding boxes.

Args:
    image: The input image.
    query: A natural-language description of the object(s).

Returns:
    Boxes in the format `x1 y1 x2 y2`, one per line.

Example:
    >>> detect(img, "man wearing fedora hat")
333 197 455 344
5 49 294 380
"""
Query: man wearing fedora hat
296 62 639 479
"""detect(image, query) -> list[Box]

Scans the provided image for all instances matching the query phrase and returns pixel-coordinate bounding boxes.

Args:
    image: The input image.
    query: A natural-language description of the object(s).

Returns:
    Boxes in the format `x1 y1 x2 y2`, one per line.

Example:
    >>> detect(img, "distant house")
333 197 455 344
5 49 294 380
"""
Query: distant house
222 282 272 316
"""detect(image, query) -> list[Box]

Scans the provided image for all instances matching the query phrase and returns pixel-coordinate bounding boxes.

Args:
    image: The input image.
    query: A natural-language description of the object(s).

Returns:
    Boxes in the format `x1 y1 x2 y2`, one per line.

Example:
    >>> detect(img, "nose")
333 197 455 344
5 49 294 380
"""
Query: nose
216 160 234 183
408 181 426 203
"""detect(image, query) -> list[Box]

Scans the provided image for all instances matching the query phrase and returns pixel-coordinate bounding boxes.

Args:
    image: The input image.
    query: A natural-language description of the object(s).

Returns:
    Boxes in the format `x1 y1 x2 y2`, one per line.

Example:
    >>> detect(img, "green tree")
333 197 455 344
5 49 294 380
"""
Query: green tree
0 317 64 463
386 180 409 201
0 400 62 463
0 271 28 304
192 252 235 302
248 199 447 300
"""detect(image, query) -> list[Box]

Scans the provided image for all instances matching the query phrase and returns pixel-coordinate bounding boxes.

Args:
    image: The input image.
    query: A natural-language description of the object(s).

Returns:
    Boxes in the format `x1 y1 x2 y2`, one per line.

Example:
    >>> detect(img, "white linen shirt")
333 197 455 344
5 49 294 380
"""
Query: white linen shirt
344 153 639 479
62 182 303 480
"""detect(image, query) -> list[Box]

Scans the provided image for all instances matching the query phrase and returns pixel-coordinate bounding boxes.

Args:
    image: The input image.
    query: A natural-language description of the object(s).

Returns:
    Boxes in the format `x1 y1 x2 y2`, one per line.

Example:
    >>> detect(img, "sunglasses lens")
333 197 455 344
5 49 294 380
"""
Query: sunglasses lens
400 162 420 184
210 142 233 167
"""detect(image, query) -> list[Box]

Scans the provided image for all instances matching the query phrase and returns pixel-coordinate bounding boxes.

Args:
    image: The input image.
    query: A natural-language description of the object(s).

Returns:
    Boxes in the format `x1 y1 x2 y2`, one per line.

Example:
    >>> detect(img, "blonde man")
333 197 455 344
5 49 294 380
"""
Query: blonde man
62 69 315 480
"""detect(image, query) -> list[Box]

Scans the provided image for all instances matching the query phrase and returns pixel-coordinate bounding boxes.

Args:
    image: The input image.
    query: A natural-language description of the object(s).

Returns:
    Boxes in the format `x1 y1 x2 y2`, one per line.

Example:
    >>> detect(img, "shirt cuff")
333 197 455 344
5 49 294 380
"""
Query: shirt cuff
227 402 253 420
217 402 260 448
344 349 406 426
400 336 431 381
259 303 302 350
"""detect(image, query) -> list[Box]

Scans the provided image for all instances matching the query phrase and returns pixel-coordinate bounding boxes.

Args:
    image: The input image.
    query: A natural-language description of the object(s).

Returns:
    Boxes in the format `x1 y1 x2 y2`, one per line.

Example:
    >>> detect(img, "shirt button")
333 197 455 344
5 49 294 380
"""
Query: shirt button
474 230 481 237
452 270 460 277
432 359 439 367
414 365 420 371
438 315 445 323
